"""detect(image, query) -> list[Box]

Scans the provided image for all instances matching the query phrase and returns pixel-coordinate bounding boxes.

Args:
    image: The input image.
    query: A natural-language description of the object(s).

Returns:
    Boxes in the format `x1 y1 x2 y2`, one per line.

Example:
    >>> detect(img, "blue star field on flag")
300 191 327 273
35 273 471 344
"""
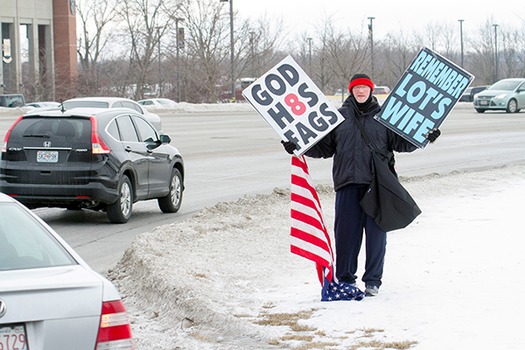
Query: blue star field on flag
321 280 365 301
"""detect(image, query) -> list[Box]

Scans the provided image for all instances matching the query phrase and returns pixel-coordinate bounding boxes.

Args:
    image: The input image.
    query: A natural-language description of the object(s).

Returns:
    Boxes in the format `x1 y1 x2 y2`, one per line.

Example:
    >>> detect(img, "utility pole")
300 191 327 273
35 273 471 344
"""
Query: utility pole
220 0 234 101
175 17 184 102
368 17 375 78
493 24 499 82
307 37 312 75
156 26 162 97
458 19 464 68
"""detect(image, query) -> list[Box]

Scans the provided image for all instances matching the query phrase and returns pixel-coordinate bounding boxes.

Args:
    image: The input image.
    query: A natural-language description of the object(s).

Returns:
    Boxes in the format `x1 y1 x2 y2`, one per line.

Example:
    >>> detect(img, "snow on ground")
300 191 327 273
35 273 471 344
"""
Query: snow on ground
3 101 523 349
109 163 525 350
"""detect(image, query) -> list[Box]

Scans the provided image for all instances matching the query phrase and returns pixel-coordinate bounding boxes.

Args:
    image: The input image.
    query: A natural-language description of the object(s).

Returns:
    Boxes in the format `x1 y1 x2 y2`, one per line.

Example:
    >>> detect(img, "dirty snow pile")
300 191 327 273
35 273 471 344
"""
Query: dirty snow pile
109 164 525 350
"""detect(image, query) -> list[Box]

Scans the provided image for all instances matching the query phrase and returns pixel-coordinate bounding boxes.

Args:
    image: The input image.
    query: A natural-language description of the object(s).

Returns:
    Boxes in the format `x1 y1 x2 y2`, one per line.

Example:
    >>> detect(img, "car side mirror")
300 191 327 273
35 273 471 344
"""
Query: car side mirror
160 134 171 144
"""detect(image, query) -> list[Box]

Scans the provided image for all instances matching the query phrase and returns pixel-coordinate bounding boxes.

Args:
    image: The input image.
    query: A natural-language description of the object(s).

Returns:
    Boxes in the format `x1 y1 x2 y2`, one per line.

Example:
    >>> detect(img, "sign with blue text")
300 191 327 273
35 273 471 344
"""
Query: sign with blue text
242 55 344 156
376 47 474 148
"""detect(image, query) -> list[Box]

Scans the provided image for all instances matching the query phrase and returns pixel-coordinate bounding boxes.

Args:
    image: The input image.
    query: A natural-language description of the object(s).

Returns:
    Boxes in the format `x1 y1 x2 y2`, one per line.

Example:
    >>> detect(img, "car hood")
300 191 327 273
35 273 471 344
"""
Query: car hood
476 89 514 97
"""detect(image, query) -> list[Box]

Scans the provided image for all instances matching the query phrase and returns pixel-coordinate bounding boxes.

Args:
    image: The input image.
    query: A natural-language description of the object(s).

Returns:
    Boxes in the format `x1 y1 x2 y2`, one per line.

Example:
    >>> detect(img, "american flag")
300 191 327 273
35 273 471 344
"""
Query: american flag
290 155 334 285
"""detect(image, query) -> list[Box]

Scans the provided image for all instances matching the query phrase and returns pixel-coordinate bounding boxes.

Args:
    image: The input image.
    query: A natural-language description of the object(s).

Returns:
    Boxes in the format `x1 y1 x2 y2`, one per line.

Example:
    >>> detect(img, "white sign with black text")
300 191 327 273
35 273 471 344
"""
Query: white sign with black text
242 55 344 156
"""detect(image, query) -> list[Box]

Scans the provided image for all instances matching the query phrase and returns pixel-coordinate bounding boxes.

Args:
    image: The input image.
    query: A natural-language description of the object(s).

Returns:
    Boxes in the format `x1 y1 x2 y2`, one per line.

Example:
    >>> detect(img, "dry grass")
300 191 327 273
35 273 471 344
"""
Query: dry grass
254 309 315 328
351 339 418 349
256 313 417 349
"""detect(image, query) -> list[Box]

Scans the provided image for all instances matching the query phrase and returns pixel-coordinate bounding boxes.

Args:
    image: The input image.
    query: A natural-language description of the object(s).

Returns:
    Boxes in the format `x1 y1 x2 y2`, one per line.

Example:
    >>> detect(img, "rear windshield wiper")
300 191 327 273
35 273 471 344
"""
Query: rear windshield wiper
23 134 51 138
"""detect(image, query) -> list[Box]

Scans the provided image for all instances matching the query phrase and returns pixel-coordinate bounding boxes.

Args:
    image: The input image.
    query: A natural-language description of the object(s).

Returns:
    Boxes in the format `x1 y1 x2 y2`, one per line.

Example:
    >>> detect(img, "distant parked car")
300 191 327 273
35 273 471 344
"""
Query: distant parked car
473 78 525 113
0 107 184 223
25 101 61 110
459 85 489 102
61 96 162 130
373 86 391 95
0 192 134 348
0 94 25 108
138 98 178 108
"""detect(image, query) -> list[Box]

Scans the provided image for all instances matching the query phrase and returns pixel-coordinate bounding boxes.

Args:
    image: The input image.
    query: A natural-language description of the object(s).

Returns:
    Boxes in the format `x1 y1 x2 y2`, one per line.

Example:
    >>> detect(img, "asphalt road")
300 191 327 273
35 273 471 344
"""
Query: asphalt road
1 105 524 274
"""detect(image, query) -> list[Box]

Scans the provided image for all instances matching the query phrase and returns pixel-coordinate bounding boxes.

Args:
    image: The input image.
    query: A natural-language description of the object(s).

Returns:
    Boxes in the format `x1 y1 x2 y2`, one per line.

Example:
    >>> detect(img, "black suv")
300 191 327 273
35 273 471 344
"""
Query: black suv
0 107 184 223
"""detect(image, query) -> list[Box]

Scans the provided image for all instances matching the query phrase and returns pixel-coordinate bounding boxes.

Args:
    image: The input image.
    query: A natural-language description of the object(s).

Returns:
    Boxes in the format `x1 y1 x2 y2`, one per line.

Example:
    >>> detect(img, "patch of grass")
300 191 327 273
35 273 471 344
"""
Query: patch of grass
292 341 340 349
254 309 315 327
282 334 314 342
351 339 418 349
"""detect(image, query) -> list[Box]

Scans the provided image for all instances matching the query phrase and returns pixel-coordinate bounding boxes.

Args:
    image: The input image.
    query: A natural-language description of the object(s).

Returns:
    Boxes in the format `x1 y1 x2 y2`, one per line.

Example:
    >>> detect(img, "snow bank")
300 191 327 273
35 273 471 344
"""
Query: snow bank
109 165 525 349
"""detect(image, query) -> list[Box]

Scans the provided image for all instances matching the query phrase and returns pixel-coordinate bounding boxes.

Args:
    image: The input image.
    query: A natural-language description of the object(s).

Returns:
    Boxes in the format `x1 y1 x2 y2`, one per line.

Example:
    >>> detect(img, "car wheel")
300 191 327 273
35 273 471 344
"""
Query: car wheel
158 168 183 213
475 108 486 113
107 175 133 223
506 99 518 113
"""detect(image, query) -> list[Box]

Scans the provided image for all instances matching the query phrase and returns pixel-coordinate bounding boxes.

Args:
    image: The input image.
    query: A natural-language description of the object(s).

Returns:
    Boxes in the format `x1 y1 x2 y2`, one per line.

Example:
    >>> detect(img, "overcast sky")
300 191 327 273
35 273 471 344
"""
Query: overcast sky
234 0 525 39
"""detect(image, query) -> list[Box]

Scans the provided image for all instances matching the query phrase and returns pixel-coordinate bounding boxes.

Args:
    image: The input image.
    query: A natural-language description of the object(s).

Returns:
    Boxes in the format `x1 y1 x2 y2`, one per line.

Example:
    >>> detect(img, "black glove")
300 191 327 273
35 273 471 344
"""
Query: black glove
426 128 441 143
281 140 297 155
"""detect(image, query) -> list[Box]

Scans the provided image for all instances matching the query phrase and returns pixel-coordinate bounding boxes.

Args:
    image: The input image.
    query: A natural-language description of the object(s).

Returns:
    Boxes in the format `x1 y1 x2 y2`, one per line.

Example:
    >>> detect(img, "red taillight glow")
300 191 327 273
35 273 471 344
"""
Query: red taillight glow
90 117 111 154
95 300 134 350
2 116 23 153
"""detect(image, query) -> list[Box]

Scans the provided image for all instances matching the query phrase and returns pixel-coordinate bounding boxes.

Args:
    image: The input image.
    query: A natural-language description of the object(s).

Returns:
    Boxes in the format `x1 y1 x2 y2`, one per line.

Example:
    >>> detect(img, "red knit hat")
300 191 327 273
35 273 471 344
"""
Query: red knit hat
348 73 374 92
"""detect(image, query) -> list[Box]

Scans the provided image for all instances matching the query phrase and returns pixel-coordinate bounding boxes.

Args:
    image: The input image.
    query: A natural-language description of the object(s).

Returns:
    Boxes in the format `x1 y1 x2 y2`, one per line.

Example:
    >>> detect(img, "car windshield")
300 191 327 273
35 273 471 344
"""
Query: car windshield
488 80 522 91
0 203 77 271
62 101 110 109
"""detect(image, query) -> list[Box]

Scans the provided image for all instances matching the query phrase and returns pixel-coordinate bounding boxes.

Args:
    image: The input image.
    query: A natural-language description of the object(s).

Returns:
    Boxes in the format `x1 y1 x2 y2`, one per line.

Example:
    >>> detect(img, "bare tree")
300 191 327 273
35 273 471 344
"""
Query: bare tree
469 21 499 84
174 0 230 102
245 15 287 77
320 22 369 94
115 0 181 100
499 28 523 78
76 0 118 95
72 3 525 103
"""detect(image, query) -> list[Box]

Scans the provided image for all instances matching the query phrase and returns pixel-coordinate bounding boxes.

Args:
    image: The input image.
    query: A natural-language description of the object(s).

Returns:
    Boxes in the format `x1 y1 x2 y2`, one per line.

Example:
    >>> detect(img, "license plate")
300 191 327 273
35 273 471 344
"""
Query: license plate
479 100 489 106
37 150 58 163
0 324 29 350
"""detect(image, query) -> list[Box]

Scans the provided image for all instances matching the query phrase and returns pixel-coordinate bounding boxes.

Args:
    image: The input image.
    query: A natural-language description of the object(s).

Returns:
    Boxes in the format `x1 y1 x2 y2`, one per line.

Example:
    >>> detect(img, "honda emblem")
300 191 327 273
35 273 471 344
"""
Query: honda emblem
0 299 6 318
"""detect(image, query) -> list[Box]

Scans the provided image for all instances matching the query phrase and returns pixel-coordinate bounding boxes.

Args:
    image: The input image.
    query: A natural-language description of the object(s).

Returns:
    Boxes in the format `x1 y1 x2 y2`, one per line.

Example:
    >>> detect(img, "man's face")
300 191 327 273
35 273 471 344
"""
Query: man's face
352 85 371 103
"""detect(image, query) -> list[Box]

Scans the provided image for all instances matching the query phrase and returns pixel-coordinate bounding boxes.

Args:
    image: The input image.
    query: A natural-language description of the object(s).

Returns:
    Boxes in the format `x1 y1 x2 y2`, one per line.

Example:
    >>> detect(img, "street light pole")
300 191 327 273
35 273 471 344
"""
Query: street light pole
156 26 162 97
307 37 312 74
493 24 499 83
175 17 184 102
458 19 464 68
220 0 234 101
368 17 375 78
250 31 255 77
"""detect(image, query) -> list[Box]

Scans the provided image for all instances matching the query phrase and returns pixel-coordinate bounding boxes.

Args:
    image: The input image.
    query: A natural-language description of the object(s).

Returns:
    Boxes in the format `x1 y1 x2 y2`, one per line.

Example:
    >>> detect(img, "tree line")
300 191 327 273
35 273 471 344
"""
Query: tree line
72 0 525 104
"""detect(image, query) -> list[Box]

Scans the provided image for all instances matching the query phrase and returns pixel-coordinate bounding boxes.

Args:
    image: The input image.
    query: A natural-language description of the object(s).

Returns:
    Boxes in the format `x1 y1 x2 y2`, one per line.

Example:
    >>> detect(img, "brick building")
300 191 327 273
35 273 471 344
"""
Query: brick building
0 0 77 102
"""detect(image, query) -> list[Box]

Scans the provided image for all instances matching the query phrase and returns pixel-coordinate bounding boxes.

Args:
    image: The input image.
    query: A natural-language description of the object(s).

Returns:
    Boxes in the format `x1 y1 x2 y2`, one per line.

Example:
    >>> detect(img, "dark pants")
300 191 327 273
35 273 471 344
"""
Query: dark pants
334 184 386 288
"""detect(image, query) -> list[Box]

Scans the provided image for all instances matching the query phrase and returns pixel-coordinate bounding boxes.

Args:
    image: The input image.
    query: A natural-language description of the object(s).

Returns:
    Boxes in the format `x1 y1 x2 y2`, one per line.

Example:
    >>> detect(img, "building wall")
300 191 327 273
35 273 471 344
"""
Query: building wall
0 0 77 101
52 0 77 100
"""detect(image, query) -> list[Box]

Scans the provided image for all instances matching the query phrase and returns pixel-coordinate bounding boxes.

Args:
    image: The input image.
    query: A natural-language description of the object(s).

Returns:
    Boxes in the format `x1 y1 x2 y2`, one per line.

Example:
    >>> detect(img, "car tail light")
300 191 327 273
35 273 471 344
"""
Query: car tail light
2 116 23 153
95 300 135 350
90 117 111 154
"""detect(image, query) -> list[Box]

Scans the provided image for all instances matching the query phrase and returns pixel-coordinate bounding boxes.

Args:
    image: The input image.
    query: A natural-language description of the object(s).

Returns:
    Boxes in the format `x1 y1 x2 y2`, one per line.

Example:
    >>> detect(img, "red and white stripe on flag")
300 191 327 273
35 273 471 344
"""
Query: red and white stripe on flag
290 155 334 285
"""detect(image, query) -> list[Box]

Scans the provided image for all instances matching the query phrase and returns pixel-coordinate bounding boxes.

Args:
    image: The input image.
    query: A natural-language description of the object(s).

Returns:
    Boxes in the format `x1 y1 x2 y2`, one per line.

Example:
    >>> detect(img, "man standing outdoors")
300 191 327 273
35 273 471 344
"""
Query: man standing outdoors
282 73 440 296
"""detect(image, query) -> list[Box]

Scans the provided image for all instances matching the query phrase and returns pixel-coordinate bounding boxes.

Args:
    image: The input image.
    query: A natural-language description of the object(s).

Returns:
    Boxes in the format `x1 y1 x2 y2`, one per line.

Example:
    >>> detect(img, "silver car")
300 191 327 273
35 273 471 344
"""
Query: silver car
62 97 162 130
473 78 525 113
0 193 134 349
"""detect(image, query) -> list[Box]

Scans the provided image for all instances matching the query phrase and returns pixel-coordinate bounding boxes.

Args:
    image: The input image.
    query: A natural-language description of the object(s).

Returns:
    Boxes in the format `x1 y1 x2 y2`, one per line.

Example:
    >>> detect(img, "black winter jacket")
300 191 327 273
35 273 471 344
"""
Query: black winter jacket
305 95 417 191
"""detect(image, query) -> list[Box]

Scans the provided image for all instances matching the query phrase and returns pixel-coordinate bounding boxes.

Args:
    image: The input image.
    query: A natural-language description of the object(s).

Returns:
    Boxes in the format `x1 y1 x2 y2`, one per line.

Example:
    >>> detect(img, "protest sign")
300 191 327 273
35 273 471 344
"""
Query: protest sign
376 47 474 148
242 55 344 156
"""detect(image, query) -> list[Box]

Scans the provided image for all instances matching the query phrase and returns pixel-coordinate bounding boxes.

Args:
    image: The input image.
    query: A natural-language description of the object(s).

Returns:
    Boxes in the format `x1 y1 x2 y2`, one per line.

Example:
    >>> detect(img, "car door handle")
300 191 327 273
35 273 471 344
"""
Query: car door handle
125 146 132 152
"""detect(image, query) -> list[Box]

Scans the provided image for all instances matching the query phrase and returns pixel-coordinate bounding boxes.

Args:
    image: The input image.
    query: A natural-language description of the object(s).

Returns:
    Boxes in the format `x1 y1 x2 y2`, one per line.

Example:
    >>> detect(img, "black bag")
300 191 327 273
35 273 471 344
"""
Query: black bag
360 151 421 232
